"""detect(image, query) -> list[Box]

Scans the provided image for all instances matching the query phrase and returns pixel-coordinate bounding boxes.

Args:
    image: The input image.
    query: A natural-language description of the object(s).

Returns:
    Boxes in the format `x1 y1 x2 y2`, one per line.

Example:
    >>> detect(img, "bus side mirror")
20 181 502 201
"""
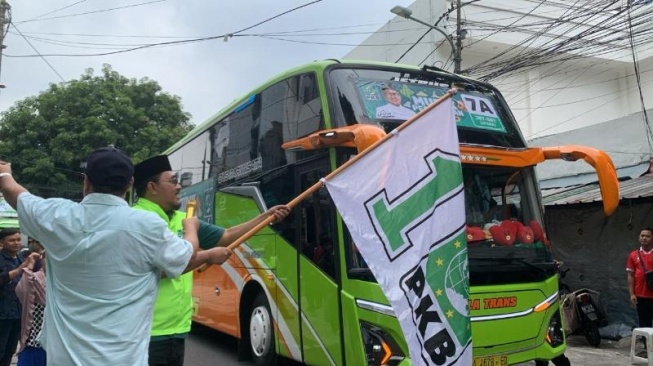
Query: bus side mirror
281 124 386 153
542 145 619 216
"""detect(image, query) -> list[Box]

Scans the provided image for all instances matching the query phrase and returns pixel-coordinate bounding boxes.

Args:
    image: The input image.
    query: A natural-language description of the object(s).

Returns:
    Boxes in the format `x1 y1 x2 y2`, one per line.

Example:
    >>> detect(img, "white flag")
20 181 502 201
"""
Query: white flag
324 98 472 365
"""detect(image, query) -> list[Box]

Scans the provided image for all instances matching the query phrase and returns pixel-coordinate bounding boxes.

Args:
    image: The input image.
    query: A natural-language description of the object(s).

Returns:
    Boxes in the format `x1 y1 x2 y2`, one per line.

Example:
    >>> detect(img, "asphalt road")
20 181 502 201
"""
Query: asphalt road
516 334 634 366
10 326 638 365
185 323 249 366
186 323 302 366
186 324 636 366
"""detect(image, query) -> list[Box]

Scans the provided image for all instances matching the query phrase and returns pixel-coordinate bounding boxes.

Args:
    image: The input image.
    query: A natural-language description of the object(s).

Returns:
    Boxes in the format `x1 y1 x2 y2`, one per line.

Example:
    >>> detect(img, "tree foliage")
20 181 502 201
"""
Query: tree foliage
0 64 192 198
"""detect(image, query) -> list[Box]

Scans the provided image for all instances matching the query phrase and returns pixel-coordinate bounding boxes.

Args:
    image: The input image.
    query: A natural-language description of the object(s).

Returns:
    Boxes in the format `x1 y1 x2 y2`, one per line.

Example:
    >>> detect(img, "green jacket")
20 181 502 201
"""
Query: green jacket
133 198 224 337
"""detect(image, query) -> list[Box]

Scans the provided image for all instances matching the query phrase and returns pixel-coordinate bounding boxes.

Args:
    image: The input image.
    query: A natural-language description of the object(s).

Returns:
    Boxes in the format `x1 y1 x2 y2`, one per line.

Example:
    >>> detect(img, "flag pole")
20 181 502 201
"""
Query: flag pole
197 91 455 272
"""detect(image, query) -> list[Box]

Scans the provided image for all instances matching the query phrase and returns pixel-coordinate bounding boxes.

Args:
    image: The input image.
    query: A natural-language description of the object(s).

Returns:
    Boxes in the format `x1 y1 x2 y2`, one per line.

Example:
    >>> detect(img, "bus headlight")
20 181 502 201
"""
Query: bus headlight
545 311 565 348
360 322 404 366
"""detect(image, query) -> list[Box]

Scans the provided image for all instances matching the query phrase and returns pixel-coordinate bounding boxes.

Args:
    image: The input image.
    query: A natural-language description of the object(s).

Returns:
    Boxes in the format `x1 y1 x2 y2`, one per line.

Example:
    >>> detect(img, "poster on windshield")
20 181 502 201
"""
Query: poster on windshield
355 80 507 133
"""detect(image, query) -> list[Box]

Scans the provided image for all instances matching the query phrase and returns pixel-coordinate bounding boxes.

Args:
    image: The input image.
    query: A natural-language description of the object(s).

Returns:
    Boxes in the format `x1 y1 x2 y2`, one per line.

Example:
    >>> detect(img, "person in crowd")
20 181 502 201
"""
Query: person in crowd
132 155 291 366
312 233 331 263
627 228 653 327
15 241 46 366
316 236 335 277
374 83 416 120
0 147 231 365
24 238 44 273
0 228 38 366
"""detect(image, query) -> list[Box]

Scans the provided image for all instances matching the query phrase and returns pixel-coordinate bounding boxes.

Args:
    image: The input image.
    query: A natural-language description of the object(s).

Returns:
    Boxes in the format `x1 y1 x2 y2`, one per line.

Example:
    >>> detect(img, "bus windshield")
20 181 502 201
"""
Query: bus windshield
331 66 557 285
327 66 526 148
345 161 556 285
461 165 556 286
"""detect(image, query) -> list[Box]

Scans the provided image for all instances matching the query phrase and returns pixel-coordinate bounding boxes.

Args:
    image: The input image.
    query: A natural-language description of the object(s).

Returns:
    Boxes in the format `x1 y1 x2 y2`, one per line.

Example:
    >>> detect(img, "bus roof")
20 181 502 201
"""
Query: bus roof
164 59 486 155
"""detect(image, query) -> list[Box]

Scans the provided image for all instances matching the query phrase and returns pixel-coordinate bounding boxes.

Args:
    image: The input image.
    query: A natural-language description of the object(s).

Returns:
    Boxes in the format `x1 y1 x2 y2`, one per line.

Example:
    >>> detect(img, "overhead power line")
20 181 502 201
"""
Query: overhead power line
465 0 652 80
6 0 324 57
25 0 88 22
626 0 653 153
430 0 653 141
10 23 66 82
229 0 322 35
14 0 166 24
14 21 396 40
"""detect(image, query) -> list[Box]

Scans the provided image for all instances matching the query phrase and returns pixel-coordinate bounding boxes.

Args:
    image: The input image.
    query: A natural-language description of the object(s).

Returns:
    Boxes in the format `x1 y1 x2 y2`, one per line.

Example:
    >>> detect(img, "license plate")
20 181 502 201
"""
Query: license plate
473 355 508 366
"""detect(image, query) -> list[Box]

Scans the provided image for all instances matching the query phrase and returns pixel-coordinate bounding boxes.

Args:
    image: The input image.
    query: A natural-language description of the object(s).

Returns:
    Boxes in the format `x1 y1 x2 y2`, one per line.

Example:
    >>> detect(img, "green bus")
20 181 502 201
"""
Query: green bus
165 59 619 365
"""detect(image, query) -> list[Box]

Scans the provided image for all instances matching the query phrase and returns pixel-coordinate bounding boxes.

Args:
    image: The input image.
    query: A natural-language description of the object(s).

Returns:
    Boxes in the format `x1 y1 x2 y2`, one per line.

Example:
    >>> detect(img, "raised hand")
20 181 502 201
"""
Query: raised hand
24 252 42 270
182 216 200 233
0 160 12 175
267 205 291 224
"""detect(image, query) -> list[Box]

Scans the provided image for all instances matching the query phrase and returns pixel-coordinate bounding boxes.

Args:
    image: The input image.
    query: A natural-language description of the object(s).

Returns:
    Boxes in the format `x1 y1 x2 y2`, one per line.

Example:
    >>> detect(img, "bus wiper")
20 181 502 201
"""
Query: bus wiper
470 257 552 275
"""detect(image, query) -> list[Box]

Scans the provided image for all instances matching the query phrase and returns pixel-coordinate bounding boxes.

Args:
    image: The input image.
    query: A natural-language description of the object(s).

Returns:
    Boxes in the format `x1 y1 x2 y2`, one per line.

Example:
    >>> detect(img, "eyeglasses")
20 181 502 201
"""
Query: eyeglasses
156 177 179 186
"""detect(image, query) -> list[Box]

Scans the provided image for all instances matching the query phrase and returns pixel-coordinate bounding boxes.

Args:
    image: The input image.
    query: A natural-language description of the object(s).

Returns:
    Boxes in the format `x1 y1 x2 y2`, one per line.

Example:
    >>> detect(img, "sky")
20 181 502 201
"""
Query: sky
0 0 414 125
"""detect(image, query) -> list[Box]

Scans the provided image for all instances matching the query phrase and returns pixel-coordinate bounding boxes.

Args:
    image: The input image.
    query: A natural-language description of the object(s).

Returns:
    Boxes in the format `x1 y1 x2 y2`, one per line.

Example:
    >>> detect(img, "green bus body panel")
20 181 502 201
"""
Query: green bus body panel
214 192 341 364
214 193 298 360
341 281 408 365
340 293 368 366
471 289 547 347
272 228 301 362
299 255 341 365
470 276 564 364
215 193 276 269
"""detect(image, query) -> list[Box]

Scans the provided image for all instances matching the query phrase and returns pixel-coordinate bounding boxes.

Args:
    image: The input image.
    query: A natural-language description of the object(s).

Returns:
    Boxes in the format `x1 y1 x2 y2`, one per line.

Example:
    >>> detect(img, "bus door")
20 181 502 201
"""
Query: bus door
295 157 343 365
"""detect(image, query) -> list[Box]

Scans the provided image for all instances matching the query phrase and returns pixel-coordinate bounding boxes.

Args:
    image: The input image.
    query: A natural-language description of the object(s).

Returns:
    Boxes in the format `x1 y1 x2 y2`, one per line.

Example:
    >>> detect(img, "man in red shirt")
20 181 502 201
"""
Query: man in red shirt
627 227 653 327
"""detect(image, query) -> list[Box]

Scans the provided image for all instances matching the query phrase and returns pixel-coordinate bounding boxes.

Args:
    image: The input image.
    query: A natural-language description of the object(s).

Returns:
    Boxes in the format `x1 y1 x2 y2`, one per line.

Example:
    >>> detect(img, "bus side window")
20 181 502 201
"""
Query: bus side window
297 73 323 139
258 120 286 171
257 73 323 170
464 170 493 226
314 234 335 276
350 241 368 269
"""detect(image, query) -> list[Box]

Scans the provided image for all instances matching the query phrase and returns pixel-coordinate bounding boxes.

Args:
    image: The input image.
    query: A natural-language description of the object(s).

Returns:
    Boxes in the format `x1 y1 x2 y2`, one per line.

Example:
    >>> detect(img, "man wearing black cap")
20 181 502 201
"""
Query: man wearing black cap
132 154 290 366
0 147 228 365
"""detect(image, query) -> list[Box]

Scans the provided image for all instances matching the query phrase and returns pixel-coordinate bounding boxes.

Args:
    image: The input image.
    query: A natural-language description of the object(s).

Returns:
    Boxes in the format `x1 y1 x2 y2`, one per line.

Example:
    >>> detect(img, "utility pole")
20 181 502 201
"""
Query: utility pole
0 0 8 89
454 0 463 74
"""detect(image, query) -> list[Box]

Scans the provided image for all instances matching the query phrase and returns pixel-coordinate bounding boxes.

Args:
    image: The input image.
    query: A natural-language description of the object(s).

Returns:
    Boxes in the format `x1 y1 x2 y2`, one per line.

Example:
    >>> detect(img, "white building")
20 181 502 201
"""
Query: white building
345 0 653 183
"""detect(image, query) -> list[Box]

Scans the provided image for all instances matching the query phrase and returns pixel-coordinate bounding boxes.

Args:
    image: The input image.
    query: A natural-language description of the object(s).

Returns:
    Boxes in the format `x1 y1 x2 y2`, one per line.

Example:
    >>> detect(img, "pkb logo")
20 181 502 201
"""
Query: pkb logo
364 149 471 365
365 149 463 261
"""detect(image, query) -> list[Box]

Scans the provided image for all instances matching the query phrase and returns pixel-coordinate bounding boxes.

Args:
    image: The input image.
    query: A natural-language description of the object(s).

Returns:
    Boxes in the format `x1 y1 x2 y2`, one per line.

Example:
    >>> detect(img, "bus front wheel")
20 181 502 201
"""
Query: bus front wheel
248 292 276 365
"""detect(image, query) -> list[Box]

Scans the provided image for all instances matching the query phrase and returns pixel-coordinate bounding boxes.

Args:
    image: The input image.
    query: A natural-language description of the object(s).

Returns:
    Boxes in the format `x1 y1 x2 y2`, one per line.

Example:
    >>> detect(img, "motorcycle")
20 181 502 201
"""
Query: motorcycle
561 288 605 347
556 261 571 296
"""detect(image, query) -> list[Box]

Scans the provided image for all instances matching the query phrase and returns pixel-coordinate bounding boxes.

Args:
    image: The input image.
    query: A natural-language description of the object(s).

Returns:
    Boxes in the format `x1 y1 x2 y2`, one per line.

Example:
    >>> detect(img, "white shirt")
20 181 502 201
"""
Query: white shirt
18 192 193 366
375 103 416 120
